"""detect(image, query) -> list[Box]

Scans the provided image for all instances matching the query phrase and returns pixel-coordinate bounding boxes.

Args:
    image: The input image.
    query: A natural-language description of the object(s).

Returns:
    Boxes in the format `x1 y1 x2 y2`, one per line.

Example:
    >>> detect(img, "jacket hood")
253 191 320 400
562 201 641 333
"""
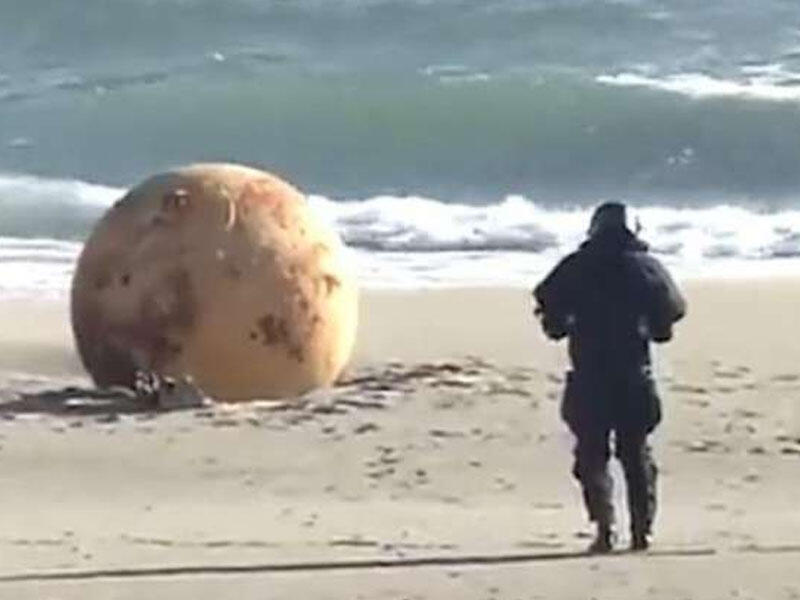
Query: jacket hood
579 228 648 255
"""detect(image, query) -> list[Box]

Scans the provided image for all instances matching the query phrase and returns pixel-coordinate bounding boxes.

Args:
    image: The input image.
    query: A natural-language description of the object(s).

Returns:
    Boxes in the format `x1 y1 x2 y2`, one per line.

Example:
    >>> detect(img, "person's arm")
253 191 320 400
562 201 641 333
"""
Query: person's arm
532 253 579 340
639 255 686 342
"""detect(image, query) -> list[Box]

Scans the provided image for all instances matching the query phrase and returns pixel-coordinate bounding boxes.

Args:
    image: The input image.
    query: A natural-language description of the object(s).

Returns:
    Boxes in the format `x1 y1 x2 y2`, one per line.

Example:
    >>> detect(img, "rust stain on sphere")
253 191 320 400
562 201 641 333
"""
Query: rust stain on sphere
71 163 359 401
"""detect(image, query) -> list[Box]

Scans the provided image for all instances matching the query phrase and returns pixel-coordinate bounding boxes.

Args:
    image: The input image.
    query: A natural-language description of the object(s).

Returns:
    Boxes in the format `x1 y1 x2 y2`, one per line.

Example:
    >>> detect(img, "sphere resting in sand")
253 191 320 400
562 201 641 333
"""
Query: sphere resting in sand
71 163 358 401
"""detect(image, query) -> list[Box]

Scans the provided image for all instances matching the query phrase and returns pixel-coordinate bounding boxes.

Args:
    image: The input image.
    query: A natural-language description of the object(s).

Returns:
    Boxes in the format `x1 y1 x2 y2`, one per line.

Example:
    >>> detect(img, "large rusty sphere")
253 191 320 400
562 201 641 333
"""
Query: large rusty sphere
71 163 358 401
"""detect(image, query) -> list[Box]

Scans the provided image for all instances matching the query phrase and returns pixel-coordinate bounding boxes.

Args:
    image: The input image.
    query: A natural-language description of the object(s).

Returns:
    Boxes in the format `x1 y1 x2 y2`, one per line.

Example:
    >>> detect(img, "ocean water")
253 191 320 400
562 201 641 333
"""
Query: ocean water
2 0 800 294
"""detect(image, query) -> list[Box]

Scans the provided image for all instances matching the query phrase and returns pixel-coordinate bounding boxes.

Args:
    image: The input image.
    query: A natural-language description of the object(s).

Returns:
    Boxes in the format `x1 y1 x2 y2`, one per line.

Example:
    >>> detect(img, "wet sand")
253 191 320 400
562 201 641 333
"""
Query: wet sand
0 282 799 598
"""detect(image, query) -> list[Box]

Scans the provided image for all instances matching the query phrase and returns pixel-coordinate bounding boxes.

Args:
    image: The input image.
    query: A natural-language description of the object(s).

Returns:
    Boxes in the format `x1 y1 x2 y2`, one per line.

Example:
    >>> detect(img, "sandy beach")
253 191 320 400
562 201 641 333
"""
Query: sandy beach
4 1 800 596
1 281 799 598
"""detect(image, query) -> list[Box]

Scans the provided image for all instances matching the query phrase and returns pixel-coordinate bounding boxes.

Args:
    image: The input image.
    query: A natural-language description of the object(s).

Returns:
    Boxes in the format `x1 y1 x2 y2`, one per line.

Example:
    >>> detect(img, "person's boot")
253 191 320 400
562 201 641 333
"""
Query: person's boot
587 522 616 554
630 523 651 552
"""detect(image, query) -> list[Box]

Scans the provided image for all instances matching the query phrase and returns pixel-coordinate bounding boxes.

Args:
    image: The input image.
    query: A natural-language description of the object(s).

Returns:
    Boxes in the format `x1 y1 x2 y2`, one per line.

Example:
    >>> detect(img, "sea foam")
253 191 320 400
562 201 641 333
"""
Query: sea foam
596 68 800 102
3 173 800 296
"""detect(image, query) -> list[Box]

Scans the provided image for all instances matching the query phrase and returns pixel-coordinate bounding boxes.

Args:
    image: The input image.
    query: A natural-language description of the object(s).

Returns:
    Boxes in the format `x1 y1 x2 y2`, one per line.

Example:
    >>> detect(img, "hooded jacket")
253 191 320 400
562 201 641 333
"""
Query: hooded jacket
533 228 686 374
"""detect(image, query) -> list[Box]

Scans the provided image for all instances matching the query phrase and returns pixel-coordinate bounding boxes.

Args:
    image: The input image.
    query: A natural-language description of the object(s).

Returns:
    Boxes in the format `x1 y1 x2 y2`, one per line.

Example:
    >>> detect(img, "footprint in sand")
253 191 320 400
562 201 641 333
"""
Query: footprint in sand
506 369 535 383
429 428 466 439
743 471 761 483
494 476 516 491
735 408 763 419
713 366 751 380
485 383 532 397
545 373 564 384
670 383 710 395
378 452 400 466
772 373 800 383
685 398 710 408
354 422 380 435
714 386 737 394
685 439 727 453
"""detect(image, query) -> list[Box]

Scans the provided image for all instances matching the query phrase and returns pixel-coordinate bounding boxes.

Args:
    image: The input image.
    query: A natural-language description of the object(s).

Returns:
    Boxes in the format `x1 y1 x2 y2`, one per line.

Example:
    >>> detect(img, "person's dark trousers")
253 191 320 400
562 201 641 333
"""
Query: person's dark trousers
572 423 658 535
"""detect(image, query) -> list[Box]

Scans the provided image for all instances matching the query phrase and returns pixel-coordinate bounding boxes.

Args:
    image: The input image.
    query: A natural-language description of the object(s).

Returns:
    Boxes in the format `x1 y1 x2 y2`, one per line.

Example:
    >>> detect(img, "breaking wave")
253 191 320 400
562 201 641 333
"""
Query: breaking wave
4 172 800 294
597 67 800 102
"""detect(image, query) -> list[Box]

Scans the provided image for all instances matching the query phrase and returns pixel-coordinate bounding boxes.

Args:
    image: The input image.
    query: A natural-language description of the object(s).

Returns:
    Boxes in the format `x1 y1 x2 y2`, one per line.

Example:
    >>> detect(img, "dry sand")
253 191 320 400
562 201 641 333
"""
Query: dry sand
0 281 799 598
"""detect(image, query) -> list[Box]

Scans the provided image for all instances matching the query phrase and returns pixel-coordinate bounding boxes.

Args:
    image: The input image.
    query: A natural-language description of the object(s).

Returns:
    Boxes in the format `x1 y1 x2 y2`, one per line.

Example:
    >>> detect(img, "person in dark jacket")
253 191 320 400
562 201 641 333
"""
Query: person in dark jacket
533 202 685 553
